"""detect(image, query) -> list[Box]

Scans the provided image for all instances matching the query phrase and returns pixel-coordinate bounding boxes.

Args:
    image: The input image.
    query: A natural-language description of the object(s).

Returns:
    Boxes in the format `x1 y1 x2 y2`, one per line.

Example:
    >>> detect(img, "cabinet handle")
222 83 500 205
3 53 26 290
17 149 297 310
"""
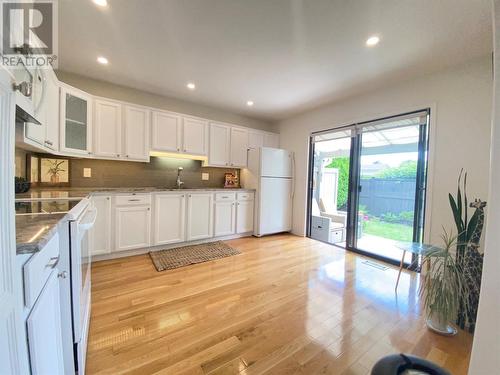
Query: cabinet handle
88 152 92 155
147 208 150 211
58 271 68 279
126 155 129 158
128 199 140 202
46 256 59 269
177 148 180 151
107 197 110 200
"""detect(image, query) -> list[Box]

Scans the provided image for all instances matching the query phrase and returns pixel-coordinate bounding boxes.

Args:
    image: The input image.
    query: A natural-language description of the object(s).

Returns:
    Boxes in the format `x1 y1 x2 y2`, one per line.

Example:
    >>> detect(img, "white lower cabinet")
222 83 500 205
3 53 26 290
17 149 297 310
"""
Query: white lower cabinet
27 270 65 375
115 205 151 251
214 200 236 237
236 199 254 234
91 191 254 257
186 193 213 241
154 193 186 245
90 196 112 256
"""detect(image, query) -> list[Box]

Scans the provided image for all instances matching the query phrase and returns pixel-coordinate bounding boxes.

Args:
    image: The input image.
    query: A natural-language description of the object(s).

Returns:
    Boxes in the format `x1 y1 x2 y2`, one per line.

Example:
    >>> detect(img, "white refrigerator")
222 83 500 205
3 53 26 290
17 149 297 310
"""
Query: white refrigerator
242 147 294 236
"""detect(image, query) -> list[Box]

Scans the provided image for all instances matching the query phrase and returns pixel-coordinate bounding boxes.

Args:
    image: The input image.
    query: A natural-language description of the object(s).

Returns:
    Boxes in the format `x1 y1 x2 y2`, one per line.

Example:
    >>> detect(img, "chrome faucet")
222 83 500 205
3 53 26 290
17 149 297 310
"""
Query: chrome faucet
176 167 184 189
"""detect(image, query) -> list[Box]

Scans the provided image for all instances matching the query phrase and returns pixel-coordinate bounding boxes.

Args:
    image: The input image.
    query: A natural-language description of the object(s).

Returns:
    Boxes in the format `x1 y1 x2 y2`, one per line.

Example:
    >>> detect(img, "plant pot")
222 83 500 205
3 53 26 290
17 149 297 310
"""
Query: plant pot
426 311 457 336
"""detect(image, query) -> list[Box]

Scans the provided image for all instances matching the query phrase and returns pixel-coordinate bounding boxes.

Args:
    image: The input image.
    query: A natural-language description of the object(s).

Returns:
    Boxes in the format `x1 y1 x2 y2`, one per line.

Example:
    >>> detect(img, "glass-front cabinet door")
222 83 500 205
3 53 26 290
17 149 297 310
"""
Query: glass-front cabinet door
60 86 92 155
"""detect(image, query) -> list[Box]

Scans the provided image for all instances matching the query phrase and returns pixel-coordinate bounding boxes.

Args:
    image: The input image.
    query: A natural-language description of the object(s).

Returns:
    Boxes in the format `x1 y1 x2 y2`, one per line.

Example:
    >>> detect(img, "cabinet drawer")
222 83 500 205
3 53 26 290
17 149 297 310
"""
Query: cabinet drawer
237 192 254 201
23 232 60 308
115 194 151 206
215 192 236 201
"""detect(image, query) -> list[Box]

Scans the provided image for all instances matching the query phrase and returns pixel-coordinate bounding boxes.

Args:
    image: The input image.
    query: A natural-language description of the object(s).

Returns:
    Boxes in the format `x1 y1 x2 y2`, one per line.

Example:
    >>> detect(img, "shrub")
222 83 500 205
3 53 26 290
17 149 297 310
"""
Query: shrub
325 156 350 210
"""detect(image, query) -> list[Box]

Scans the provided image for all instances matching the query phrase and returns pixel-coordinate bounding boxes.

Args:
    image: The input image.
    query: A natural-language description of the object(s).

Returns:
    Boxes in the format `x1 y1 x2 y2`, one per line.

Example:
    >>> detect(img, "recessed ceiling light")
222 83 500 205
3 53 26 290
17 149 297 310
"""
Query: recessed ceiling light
97 56 109 65
93 0 108 7
186 82 196 90
366 35 380 47
246 100 254 107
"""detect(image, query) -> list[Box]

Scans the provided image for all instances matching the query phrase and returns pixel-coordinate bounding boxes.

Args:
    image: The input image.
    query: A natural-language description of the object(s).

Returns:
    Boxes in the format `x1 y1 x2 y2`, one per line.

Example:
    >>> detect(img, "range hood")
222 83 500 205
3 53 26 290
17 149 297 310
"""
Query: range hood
16 104 41 125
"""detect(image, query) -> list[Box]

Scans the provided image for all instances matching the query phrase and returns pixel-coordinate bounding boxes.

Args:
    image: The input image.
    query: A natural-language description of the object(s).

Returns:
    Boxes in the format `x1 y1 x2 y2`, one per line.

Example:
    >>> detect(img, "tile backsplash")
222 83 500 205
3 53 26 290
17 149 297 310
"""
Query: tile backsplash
15 148 239 188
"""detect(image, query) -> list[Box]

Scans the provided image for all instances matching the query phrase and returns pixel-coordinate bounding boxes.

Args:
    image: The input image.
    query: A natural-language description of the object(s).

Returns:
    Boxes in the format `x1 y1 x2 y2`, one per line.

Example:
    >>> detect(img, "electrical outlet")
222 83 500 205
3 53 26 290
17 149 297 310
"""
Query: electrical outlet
201 172 209 181
83 168 92 178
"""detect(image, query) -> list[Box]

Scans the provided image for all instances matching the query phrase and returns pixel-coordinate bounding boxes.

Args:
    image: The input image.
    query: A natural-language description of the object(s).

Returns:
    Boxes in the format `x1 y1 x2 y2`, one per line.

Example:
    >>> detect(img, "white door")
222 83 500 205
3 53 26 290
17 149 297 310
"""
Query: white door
44 69 59 151
209 123 230 166
214 201 236 237
258 177 292 236
248 130 265 149
186 193 213 241
154 193 186 245
60 86 93 156
230 127 249 167
151 110 181 152
264 133 280 148
94 99 122 158
236 200 254 234
183 117 207 155
90 196 112 256
0 68 26 374
124 105 150 161
260 148 293 178
27 271 65 375
115 206 151 251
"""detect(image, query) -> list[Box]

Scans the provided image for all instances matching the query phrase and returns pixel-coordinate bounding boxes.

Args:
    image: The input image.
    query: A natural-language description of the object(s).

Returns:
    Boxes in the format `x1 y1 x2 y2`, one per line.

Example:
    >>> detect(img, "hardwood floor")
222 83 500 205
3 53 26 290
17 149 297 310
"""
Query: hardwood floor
87 234 472 375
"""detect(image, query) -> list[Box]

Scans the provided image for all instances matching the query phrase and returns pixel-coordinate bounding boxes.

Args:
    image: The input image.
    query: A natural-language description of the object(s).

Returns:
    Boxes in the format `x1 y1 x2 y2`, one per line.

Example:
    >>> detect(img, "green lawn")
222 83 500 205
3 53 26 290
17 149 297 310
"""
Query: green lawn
362 219 413 242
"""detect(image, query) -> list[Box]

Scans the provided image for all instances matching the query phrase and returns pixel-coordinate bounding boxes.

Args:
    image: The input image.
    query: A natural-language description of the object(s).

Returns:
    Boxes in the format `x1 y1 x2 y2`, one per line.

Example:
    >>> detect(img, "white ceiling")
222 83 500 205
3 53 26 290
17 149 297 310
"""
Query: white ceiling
58 0 492 121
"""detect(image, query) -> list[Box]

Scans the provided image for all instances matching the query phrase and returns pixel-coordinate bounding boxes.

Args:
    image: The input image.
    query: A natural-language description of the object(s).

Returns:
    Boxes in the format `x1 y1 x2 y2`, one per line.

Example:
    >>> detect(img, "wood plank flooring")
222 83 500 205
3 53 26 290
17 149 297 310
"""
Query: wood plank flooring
87 234 473 375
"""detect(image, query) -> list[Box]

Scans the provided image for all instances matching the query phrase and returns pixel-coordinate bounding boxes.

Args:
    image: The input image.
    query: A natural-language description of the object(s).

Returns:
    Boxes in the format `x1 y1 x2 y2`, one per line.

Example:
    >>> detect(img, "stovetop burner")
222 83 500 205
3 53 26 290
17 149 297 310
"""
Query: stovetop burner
15 199 82 215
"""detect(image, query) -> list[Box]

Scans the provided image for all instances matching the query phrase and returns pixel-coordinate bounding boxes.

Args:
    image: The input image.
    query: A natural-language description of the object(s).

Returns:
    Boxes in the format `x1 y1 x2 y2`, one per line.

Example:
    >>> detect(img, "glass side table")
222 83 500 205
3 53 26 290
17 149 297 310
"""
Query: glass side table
394 242 443 291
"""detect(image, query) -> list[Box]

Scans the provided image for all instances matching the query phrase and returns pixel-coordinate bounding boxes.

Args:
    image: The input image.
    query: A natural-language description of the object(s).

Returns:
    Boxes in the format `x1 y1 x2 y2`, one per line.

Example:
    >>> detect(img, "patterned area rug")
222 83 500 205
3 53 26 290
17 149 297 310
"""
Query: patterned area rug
149 241 241 272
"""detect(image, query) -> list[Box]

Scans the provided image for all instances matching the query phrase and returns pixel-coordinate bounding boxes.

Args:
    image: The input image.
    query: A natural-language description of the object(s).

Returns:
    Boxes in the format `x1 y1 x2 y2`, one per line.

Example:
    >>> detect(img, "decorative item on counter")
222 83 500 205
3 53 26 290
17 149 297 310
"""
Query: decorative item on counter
14 177 31 193
224 171 239 188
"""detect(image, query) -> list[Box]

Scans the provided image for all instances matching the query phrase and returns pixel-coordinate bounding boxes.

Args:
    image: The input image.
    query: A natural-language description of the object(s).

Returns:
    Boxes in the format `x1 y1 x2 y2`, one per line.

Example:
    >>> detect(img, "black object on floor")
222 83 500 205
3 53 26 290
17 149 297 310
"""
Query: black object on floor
371 353 451 375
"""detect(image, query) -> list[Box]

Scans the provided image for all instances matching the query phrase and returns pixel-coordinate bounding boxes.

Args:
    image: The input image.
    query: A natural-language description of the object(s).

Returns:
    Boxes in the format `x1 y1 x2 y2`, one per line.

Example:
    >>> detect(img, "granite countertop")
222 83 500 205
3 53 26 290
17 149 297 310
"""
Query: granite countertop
16 187 255 200
16 187 255 255
16 213 67 254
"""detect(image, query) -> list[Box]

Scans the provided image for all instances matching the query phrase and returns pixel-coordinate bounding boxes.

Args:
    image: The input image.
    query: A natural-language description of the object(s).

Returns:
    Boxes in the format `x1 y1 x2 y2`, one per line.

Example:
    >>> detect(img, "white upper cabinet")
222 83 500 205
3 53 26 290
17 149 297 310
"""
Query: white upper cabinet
60 85 93 156
123 105 150 161
230 127 249 167
24 68 60 151
44 69 60 151
209 122 231 167
151 110 181 152
182 117 208 155
248 130 265 150
264 133 280 148
94 99 122 158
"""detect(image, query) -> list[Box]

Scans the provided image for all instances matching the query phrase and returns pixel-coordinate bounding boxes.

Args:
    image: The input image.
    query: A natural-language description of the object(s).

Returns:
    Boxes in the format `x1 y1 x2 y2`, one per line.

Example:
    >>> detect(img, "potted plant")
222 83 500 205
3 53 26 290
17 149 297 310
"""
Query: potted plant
419 229 469 335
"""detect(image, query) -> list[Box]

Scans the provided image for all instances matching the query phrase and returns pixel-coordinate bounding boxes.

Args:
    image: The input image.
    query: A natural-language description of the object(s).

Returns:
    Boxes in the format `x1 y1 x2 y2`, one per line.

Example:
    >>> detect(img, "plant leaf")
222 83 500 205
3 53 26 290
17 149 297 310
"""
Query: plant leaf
449 193 464 233
466 209 480 243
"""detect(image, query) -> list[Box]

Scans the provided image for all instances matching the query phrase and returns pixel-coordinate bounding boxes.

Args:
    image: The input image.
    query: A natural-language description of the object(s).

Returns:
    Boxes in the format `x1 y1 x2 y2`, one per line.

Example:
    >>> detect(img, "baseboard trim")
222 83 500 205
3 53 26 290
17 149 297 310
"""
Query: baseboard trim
92 232 253 262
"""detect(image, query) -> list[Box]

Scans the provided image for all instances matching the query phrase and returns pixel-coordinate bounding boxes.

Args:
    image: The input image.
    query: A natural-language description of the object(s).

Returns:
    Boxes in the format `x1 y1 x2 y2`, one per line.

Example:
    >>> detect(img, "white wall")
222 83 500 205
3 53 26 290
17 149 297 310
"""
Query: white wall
56 71 273 132
468 2 500 373
278 56 493 245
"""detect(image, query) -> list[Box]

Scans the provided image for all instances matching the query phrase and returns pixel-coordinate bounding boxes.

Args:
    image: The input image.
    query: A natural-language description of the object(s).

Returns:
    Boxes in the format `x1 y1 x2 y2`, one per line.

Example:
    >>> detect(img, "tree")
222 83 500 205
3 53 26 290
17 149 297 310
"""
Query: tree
325 157 350 210
375 160 417 179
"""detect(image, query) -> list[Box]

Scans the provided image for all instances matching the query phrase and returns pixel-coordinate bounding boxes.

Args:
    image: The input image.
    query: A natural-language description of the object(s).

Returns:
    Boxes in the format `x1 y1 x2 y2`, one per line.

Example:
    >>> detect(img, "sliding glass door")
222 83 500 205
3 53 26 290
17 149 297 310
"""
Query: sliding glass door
308 110 429 266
